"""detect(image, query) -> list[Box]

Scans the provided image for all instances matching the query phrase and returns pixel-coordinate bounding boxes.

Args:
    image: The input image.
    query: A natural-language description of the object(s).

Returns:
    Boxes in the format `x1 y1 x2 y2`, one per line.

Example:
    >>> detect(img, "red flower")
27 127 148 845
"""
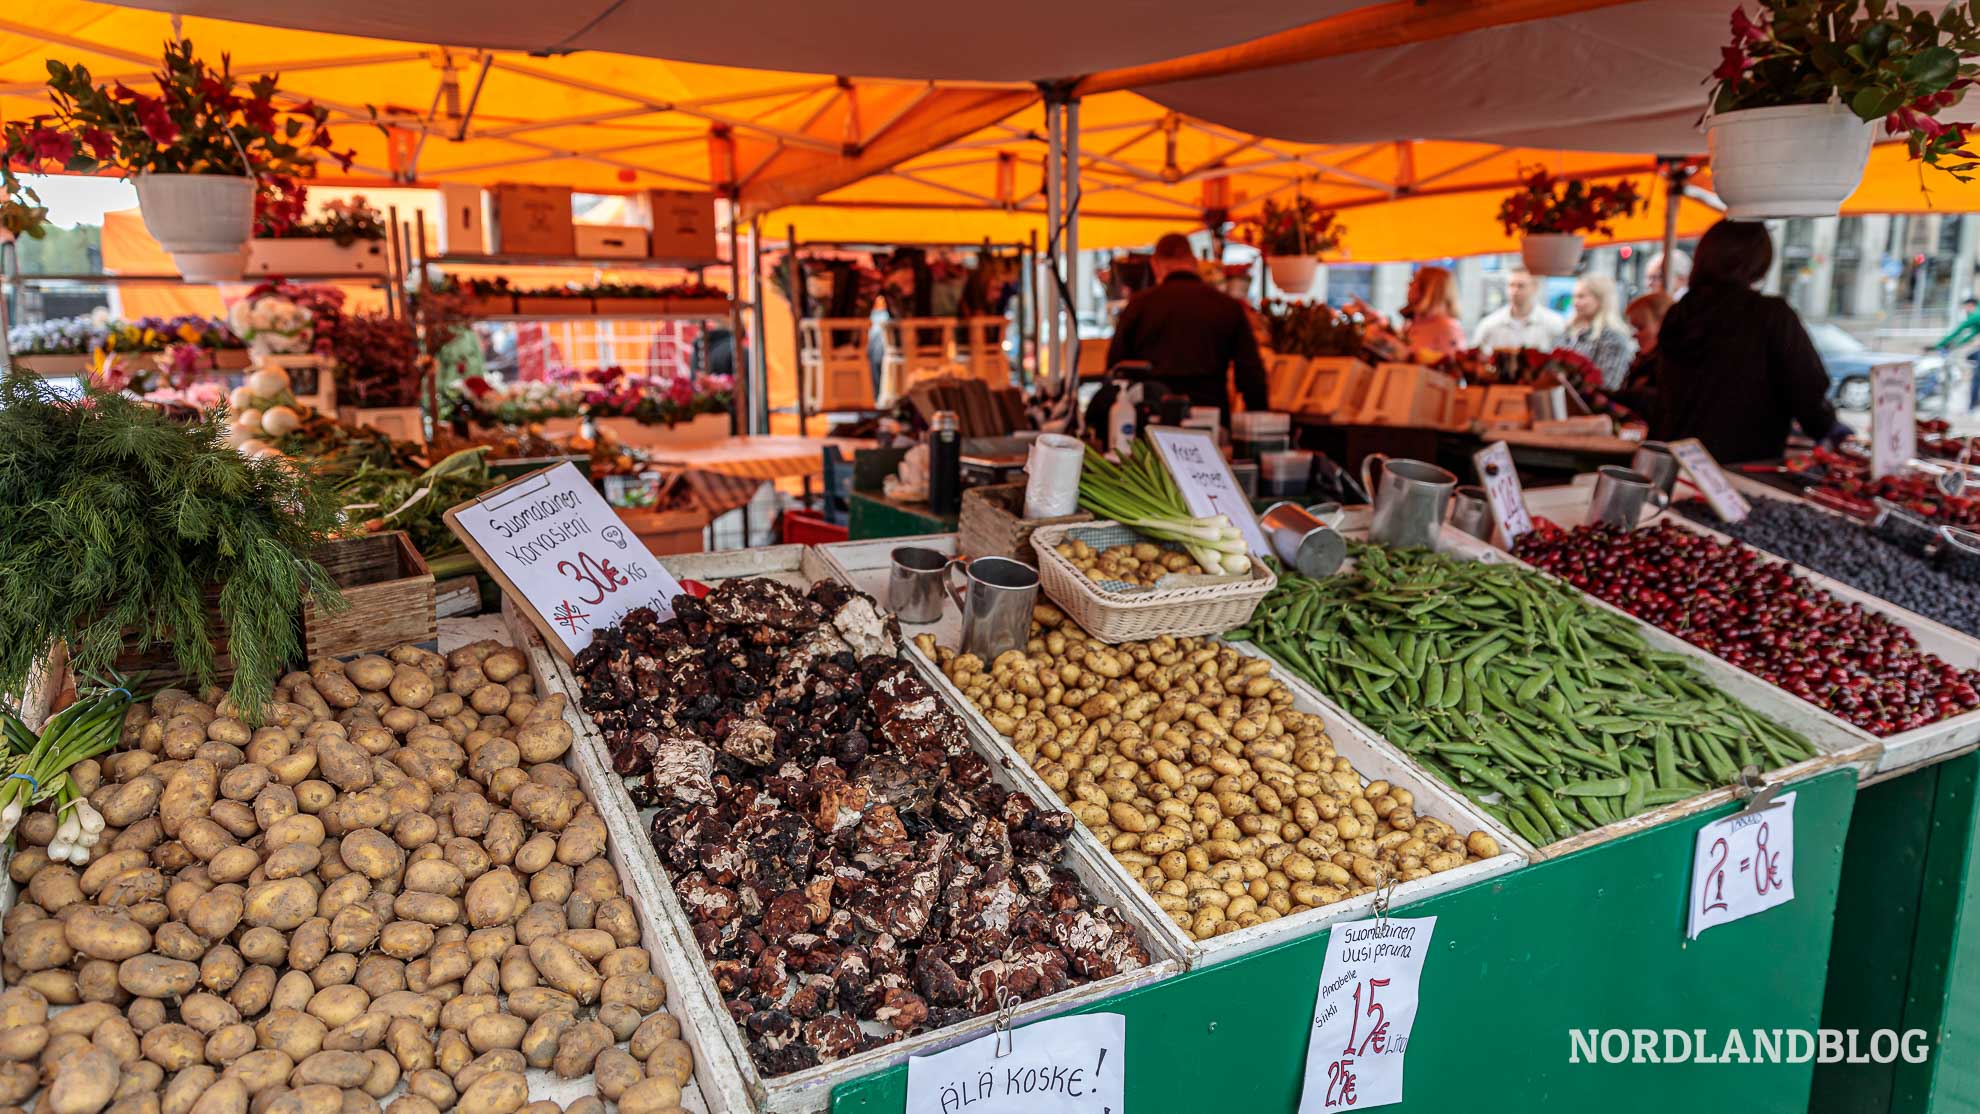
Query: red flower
21 126 73 165
132 97 179 145
462 376 493 398
1729 5 1766 43
1713 44 1751 85
80 127 114 161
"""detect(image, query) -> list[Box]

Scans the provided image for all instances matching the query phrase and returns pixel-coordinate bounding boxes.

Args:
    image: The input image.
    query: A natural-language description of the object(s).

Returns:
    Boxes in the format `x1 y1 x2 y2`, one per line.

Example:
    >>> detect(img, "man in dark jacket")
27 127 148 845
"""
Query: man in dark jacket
1651 220 1838 463
1104 233 1268 419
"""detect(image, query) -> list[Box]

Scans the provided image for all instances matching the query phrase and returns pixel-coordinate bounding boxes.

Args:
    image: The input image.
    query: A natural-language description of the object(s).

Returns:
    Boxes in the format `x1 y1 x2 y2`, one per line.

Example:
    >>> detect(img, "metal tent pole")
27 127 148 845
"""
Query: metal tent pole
1659 158 1687 295
748 216 770 436
727 205 746 437
1064 95 1081 396
1045 101 1064 391
1027 229 1040 386
787 223 806 437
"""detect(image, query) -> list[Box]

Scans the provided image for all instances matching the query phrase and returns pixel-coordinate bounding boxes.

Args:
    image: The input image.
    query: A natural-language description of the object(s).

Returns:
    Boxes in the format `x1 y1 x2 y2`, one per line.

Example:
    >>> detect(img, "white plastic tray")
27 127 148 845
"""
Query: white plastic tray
530 545 1182 1113
1523 481 1980 777
817 537 1531 967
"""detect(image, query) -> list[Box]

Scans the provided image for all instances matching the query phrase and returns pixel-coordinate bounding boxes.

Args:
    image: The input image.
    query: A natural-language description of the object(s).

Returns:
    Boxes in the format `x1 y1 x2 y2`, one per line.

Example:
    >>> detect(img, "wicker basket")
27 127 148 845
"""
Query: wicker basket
958 484 1092 565
1030 521 1276 643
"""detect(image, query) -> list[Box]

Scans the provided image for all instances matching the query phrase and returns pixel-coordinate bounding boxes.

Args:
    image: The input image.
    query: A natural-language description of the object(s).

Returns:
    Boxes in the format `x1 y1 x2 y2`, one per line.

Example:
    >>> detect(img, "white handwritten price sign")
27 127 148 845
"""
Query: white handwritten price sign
1668 438 1750 523
905 1013 1125 1114
1146 426 1270 559
1471 440 1532 547
1297 916 1435 1113
1687 792 1796 939
444 462 685 659
1870 362 1918 481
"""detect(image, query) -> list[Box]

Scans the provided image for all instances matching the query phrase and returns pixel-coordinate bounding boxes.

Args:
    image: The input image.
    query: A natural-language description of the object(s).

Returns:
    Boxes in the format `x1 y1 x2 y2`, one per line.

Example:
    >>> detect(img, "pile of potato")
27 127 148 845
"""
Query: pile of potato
916 607 1499 942
0 641 695 1114
1054 539 1202 587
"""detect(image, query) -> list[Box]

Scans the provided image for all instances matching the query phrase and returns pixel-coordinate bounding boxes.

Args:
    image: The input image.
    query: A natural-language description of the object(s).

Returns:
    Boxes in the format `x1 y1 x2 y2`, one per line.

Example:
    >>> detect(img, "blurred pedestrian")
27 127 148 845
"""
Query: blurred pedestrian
1472 266 1564 352
1401 266 1466 356
1562 274 1638 389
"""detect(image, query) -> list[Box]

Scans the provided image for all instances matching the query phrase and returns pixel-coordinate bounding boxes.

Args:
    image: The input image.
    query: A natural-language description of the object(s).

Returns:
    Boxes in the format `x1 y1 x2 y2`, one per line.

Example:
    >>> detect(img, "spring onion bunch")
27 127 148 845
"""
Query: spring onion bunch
1079 440 1252 576
0 681 134 862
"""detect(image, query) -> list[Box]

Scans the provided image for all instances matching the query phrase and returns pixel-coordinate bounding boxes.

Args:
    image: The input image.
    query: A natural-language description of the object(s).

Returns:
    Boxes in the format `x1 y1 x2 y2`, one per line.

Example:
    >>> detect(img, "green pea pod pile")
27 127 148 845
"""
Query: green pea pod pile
1228 544 1818 844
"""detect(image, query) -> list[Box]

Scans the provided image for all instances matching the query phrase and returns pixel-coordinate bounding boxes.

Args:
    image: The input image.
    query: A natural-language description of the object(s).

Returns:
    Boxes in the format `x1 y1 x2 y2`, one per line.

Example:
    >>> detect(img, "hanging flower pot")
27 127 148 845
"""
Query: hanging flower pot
1706 103 1875 220
1520 233 1585 277
1266 255 1319 294
135 174 256 282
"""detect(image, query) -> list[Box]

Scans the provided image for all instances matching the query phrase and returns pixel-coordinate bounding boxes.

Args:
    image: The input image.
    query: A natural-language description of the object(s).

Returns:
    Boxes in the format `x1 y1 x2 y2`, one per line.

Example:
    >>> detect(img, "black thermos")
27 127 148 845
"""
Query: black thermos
929 410 961 515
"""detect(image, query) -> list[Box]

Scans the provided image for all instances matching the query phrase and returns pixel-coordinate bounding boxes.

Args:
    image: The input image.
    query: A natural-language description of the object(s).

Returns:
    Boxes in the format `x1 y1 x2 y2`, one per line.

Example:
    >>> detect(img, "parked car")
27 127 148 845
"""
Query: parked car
1805 322 1945 409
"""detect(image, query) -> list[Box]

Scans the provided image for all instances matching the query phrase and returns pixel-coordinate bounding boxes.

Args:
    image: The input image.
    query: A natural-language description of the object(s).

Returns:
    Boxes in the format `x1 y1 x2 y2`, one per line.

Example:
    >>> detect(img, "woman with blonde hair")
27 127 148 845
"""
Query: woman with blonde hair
1402 265 1465 356
1563 273 1637 389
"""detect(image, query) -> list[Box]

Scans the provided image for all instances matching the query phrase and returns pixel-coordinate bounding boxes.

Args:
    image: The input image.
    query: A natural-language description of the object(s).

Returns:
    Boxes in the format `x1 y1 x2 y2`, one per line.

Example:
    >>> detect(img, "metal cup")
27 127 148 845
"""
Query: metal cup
1630 441 1680 506
1303 501 1346 528
945 556 1039 662
886 546 951 624
1587 466 1659 529
1449 485 1493 541
1359 454 1458 550
1528 386 1568 423
1259 502 1347 579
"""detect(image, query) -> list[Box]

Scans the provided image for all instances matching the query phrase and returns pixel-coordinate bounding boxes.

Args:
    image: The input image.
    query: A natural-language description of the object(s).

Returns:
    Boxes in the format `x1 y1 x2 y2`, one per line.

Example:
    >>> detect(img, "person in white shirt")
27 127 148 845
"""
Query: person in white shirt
1471 266 1566 352
1647 249 1692 297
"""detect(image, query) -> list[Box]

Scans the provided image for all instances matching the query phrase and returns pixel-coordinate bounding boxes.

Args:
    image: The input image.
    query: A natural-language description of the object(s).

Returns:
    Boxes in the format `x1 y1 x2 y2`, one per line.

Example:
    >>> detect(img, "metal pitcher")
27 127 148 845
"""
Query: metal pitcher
1528 386 1568 423
946 556 1039 662
886 546 951 624
1259 502 1347 579
1449 485 1494 541
1586 466 1659 529
1360 454 1457 550
1630 441 1680 506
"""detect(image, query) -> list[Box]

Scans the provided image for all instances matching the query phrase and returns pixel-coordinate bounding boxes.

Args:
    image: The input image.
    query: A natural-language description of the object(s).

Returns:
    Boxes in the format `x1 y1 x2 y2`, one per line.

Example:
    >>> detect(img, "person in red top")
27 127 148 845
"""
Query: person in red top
1105 233 1269 421
1401 266 1466 356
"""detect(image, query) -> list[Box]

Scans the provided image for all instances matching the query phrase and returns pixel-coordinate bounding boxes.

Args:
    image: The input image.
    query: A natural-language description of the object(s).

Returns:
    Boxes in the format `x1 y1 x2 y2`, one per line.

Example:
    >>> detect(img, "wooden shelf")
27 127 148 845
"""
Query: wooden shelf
427 253 723 271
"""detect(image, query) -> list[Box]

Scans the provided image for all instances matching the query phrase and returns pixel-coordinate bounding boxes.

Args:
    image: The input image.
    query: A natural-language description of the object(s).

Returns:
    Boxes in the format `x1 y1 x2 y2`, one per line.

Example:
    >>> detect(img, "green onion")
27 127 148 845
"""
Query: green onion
1078 439 1252 574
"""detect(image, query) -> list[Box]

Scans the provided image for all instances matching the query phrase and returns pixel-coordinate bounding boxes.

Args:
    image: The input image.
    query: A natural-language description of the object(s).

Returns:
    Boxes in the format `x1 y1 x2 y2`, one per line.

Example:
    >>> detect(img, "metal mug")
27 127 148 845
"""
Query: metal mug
1586 466 1659 529
1359 454 1458 550
1448 485 1494 541
945 556 1039 662
1630 441 1680 506
1303 501 1346 528
886 546 951 624
1259 502 1347 579
1528 386 1568 423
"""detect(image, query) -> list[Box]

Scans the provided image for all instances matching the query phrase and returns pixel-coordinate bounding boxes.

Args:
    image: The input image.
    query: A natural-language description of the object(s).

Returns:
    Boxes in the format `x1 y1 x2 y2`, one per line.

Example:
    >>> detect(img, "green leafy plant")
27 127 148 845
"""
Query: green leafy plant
1495 167 1644 236
1233 197 1345 258
0 373 345 720
0 39 353 238
1264 299 1367 358
1711 1 1980 177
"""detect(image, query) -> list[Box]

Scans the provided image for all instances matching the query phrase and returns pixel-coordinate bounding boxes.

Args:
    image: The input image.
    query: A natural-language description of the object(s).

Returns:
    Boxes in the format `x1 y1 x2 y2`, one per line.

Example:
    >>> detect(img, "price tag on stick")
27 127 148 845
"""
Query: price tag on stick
1668 438 1750 523
1687 791 1796 939
1146 426 1270 560
1297 915 1436 1112
904 1013 1125 1114
444 462 685 659
1870 361 1917 480
1471 440 1532 547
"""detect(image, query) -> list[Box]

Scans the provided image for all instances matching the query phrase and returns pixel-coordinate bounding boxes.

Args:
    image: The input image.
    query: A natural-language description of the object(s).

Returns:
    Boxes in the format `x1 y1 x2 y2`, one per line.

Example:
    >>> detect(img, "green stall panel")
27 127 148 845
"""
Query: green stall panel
1818 752 1980 1114
833 768 1858 1113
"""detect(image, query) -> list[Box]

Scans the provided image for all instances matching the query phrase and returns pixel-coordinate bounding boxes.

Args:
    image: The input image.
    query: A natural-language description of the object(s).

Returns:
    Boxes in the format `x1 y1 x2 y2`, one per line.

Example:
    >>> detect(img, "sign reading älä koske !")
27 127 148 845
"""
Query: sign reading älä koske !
444 462 684 658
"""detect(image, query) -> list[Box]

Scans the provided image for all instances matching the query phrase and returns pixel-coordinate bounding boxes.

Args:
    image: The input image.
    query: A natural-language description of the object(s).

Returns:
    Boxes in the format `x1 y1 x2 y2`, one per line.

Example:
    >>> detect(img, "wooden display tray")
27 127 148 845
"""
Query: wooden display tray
1524 478 1980 780
302 531 437 659
815 536 1530 968
1282 510 1883 860
522 545 1183 1113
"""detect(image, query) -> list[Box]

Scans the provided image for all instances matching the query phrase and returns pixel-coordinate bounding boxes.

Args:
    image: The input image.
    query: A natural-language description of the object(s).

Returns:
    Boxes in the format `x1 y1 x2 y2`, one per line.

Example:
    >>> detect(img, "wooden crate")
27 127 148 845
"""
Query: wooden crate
614 506 708 556
303 532 437 659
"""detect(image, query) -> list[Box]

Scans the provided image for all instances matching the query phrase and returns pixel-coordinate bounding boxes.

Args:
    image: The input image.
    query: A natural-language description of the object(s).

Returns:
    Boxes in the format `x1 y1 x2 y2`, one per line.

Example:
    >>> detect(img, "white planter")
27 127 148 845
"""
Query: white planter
1266 255 1319 294
1707 102 1875 220
248 237 388 276
1520 233 1585 276
133 173 255 282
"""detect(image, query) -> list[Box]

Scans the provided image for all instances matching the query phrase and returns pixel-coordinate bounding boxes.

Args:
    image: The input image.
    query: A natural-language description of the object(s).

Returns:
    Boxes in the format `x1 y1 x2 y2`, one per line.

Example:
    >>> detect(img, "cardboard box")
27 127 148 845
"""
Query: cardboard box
574 224 649 259
490 184 575 256
437 184 487 255
641 189 717 260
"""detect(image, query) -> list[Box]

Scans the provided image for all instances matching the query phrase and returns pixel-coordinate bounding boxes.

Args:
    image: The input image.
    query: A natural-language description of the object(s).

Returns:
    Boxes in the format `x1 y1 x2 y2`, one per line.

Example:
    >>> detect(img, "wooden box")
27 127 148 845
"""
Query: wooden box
303 532 437 659
640 188 717 260
437 183 488 255
1355 363 1457 427
574 224 649 258
1295 356 1374 418
489 183 575 256
958 483 1092 565
615 507 708 556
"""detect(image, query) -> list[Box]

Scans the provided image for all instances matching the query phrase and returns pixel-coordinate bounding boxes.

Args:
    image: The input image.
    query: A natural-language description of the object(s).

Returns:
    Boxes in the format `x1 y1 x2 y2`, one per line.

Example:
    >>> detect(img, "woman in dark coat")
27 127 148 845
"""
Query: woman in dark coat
1651 220 1839 463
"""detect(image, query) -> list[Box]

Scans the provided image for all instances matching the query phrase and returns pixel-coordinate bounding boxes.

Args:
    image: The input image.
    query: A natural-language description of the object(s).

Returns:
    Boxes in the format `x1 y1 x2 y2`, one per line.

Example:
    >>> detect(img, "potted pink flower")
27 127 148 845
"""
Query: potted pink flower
1495 167 1643 275
1707 2 1980 218
1233 197 1345 294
